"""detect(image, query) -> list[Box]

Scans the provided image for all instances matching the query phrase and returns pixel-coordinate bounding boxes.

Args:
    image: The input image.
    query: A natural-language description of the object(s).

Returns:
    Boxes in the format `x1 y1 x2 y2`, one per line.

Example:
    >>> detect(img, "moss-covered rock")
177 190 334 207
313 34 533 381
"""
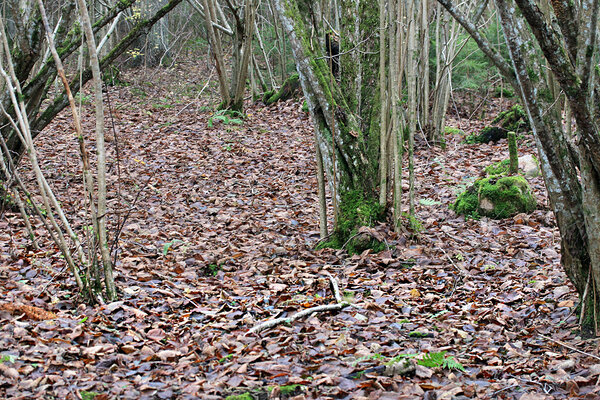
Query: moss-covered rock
263 74 301 105
453 175 536 219
466 105 530 144
466 126 508 144
492 104 529 132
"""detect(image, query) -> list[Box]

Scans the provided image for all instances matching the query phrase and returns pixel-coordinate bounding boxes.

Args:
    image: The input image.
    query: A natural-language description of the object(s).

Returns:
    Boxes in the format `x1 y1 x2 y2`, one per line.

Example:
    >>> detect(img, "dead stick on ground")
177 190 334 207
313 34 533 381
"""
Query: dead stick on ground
540 334 600 361
247 274 350 335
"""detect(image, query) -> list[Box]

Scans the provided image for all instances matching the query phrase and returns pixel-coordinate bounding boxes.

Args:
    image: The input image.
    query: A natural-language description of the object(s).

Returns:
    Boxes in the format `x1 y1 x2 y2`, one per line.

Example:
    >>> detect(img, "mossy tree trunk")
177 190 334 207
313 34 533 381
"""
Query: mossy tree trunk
273 0 383 245
439 0 600 335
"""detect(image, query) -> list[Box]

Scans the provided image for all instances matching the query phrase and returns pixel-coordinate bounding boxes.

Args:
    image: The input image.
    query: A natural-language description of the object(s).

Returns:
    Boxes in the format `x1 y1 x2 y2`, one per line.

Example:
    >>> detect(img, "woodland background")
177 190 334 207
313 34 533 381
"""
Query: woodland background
1 0 600 399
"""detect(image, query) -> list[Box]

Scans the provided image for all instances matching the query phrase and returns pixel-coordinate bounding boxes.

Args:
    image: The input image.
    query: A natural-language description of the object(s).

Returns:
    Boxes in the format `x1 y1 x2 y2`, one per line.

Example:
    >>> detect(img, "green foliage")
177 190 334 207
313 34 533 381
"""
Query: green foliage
162 239 183 256
493 86 515 98
419 198 441 206
208 110 245 128
0 186 17 211
444 19 509 92
102 65 128 86
75 92 92 104
80 391 101 400
452 175 536 219
301 100 309 113
225 394 253 400
1 354 16 363
207 263 221 276
152 99 173 109
388 351 464 371
130 87 147 98
419 351 465 371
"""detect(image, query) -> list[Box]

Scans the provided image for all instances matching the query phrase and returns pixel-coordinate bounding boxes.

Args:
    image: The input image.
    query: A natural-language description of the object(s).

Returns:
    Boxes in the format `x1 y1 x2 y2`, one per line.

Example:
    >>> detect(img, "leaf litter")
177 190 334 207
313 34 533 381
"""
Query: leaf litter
1 63 599 399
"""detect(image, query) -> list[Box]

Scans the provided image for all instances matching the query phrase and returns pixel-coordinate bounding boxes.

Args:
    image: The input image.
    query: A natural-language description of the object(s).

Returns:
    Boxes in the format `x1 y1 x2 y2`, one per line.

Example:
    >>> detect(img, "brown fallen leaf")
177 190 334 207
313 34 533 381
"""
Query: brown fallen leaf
0 363 19 379
0 303 57 320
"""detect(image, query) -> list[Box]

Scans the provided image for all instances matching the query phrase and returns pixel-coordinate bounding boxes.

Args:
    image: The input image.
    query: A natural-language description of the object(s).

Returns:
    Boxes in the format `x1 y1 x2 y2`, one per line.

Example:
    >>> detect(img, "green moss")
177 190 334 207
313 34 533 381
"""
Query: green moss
263 74 300 105
317 190 385 254
492 104 530 132
452 184 480 219
268 384 304 396
484 159 510 175
508 132 518 174
444 126 465 135
493 86 514 98
452 175 536 219
466 126 507 144
225 394 253 400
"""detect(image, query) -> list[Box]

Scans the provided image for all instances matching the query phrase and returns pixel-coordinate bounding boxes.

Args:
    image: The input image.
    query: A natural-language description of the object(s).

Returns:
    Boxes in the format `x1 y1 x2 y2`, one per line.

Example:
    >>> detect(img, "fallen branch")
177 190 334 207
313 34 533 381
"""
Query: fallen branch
247 274 350 335
540 334 600 361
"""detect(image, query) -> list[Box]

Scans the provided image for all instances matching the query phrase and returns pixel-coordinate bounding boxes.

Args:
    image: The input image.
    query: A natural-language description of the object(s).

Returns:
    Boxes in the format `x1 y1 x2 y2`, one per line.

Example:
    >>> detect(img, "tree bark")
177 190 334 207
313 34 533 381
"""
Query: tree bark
439 0 600 334
273 0 382 246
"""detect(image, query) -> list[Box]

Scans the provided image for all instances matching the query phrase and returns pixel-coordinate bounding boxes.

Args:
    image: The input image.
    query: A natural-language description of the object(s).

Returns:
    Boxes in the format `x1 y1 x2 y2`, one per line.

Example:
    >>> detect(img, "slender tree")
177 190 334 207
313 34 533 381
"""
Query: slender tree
0 0 184 179
438 0 600 335
273 0 384 248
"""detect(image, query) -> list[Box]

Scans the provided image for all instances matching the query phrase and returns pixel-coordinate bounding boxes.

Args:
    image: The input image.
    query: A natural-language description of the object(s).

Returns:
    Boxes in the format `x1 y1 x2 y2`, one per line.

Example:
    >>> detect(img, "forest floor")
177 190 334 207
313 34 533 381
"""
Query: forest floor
1 61 600 400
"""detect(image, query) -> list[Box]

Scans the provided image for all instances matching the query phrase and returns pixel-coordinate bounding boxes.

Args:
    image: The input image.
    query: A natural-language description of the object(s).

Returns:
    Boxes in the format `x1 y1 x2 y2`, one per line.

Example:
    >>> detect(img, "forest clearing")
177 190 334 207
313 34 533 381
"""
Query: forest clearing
1 0 600 399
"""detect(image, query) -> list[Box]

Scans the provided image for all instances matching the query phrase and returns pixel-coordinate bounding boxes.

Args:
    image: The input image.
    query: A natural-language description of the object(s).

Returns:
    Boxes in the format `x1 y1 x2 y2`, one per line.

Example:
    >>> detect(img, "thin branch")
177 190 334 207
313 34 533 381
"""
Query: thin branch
247 274 350 335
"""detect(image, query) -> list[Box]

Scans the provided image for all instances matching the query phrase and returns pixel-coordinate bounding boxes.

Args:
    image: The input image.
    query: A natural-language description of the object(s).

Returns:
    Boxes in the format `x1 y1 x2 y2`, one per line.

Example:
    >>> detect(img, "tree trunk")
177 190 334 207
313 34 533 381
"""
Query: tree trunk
273 0 383 249
439 0 600 335
0 0 184 181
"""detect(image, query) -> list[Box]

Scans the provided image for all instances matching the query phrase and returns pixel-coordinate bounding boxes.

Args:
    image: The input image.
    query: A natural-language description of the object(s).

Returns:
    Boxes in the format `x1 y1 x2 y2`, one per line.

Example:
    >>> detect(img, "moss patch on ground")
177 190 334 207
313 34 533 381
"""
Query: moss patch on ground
452 175 536 219
492 104 529 132
444 126 466 136
484 159 511 176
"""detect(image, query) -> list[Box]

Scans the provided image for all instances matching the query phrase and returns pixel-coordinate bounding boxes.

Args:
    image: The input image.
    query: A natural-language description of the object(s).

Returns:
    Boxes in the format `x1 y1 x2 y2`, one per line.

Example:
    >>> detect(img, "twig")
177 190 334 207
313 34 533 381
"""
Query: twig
327 272 343 303
490 384 519 397
176 67 215 115
341 232 364 250
540 334 600 361
247 275 350 335
151 271 201 308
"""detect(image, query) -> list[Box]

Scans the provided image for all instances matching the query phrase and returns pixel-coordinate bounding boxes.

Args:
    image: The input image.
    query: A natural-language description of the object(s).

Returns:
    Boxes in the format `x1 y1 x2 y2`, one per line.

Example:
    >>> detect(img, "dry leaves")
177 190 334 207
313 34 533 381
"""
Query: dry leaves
0 66 599 399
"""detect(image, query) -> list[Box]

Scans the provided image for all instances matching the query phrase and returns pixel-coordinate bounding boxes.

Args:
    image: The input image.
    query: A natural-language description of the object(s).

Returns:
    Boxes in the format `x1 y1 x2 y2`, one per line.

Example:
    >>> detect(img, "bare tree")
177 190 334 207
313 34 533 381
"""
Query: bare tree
438 0 600 335
0 0 184 180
